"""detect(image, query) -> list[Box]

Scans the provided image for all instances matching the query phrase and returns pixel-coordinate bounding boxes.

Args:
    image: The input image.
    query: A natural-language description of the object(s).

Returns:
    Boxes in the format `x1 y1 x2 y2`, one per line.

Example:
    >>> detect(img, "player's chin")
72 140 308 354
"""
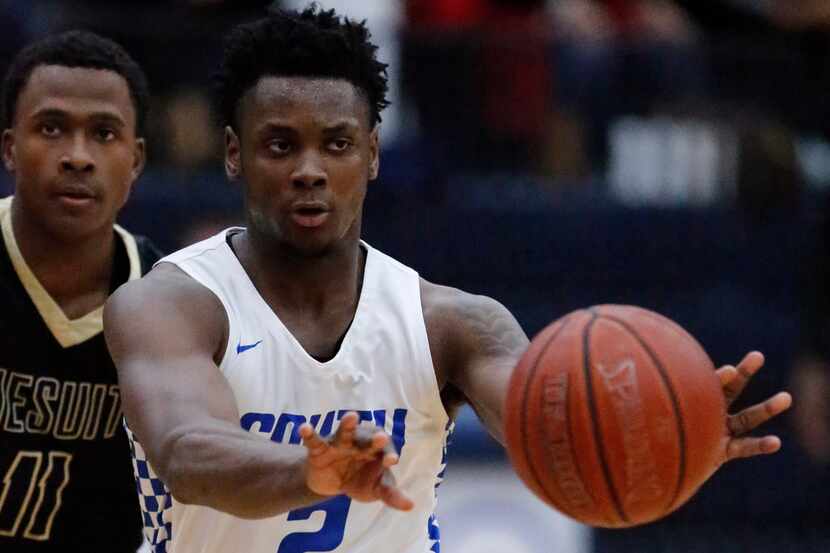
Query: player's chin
46 208 111 239
285 234 338 258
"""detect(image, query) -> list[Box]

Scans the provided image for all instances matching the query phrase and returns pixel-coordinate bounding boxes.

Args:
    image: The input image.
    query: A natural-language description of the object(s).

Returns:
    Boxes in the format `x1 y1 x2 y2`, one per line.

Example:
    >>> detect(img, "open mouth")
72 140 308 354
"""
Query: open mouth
291 204 330 228
295 206 327 216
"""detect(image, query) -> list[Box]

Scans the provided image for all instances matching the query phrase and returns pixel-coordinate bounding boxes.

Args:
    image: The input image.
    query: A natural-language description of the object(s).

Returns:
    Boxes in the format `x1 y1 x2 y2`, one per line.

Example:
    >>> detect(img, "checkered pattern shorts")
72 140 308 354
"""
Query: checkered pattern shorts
126 421 173 553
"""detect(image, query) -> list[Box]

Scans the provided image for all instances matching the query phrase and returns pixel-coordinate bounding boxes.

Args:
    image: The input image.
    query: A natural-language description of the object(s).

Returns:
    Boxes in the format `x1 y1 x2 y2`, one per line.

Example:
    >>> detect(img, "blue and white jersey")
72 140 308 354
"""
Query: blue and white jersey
127 229 451 553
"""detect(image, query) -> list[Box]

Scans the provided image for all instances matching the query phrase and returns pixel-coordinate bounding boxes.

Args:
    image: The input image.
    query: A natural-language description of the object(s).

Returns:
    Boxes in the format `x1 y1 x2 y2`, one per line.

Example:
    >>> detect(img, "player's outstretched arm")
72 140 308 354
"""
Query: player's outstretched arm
105 264 410 518
422 281 529 445
713 351 793 467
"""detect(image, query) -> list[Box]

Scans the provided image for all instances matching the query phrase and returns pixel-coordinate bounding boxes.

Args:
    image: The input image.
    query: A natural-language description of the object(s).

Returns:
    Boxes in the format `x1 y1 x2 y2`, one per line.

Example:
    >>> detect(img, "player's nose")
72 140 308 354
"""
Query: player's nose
60 135 95 173
291 150 326 188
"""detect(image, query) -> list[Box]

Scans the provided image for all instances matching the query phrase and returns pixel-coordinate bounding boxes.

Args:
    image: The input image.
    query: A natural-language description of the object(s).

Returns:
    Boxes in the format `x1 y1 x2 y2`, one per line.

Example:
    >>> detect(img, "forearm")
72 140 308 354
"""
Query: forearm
161 422 329 518
464 360 514 446
468 396 506 446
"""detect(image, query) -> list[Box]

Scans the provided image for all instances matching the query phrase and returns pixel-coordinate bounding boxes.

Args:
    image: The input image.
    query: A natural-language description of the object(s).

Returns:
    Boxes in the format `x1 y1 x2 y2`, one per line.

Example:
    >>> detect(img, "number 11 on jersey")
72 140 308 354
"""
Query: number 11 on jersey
0 450 72 541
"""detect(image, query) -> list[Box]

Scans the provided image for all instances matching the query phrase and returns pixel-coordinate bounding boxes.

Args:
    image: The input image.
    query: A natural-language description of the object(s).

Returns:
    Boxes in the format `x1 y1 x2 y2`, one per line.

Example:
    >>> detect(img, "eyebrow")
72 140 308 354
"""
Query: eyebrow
322 122 359 134
31 108 126 127
256 121 360 136
257 123 298 136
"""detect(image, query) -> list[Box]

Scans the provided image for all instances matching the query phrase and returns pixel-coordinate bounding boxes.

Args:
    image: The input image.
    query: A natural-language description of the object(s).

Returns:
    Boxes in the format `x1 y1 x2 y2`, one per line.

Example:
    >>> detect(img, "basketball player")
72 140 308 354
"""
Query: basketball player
0 31 161 551
104 7 792 552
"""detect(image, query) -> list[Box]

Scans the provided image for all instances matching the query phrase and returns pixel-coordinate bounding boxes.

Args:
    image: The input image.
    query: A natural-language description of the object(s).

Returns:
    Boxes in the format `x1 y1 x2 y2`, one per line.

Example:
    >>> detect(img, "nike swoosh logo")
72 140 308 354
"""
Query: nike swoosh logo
236 340 263 354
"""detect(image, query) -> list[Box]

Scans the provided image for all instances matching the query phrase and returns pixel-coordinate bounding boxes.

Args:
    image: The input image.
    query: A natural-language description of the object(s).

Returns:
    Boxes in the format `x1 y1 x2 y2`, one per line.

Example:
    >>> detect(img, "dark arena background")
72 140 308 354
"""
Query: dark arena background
1 1 828 552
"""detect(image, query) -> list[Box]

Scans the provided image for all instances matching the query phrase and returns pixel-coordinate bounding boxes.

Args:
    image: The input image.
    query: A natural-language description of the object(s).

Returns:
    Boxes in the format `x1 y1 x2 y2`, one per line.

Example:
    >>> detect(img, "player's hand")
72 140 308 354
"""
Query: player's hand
298 412 414 511
715 351 793 466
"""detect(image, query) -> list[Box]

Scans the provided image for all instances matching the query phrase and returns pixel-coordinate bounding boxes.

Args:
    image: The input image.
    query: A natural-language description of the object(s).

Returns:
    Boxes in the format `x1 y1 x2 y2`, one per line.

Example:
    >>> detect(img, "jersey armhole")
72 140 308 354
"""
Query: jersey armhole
415 279 452 427
156 260 236 371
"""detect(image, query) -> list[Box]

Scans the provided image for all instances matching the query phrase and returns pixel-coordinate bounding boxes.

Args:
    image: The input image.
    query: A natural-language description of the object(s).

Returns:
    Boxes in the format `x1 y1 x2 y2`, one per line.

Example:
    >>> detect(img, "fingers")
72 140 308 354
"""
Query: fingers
299 423 328 457
717 365 738 387
721 351 765 406
726 435 782 461
359 430 399 466
727 392 793 436
723 389 792 463
737 351 765 377
377 469 414 511
332 411 360 448
382 439 400 468
348 419 399 464
302 412 409 508
305 412 399 464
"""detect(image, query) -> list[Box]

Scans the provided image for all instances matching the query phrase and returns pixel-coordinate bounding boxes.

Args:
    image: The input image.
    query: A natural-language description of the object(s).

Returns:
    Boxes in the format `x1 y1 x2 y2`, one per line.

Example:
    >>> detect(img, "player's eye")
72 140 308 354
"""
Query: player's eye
96 128 117 142
329 138 352 152
267 139 291 155
39 123 61 137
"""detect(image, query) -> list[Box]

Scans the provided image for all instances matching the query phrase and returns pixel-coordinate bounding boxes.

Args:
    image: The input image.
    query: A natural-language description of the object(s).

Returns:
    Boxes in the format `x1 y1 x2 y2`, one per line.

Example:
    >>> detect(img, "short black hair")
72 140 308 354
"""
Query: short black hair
215 5 389 131
1 30 149 135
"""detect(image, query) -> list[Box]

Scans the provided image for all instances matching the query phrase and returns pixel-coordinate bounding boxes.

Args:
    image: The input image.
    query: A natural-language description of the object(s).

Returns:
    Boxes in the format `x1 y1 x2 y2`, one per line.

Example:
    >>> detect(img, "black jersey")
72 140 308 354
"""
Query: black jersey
0 197 162 552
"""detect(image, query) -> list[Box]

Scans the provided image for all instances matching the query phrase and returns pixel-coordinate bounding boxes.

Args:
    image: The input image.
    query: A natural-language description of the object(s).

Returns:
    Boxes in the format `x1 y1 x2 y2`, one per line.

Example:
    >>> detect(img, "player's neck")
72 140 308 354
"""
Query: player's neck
11 206 116 317
241 230 365 316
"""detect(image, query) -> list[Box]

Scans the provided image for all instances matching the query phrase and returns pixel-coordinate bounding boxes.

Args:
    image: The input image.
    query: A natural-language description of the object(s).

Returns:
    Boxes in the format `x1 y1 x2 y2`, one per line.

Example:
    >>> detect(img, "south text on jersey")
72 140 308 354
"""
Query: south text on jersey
241 408 408 454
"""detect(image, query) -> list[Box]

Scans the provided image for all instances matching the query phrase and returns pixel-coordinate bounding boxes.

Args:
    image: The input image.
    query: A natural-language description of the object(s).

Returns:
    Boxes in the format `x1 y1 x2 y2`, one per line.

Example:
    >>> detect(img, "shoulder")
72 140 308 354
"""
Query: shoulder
421 279 527 369
364 241 419 280
420 279 515 335
159 229 233 267
106 263 228 356
110 262 223 318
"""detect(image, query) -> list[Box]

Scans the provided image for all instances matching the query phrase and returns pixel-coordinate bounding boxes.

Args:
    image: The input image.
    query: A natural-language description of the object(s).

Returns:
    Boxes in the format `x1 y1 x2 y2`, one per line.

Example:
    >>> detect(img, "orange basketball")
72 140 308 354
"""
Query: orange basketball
504 305 726 528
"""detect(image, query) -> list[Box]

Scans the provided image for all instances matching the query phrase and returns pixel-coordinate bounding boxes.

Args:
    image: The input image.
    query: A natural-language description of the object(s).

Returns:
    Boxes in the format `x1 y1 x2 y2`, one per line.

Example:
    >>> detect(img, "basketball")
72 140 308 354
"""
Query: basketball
504 305 726 528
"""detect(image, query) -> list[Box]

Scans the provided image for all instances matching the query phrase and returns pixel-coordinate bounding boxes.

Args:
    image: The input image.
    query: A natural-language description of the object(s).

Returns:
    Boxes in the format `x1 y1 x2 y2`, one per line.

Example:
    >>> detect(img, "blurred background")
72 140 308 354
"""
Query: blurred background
1 0 829 551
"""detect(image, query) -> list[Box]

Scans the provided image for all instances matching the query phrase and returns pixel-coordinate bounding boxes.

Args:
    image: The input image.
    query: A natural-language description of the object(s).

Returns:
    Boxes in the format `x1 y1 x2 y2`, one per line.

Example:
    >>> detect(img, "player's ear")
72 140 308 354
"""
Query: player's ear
225 126 241 180
368 126 379 181
2 129 15 173
130 137 146 182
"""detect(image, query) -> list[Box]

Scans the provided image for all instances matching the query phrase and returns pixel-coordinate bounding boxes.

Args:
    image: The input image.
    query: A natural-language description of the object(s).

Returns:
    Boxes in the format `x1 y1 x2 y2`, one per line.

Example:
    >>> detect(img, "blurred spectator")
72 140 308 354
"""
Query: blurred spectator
790 357 830 464
793 194 830 468
478 0 553 172
163 88 222 170
402 0 488 188
406 0 489 29
548 0 707 173
735 117 803 223
678 0 830 141
726 0 830 31
403 0 556 189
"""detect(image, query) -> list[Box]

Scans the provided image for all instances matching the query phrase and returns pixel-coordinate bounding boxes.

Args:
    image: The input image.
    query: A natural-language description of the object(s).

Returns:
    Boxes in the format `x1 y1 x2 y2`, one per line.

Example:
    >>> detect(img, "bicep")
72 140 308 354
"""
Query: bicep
104 270 237 469
450 295 529 445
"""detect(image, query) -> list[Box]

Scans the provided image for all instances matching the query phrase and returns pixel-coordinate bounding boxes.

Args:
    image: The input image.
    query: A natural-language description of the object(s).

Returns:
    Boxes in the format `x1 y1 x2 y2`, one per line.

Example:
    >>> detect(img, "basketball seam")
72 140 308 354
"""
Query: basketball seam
563 359 595 515
583 312 629 525
519 314 574 512
599 314 688 515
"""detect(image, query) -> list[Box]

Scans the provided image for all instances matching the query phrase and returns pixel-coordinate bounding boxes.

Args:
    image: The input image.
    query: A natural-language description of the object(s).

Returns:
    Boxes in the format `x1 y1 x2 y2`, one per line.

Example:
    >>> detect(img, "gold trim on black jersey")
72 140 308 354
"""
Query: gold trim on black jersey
0 196 142 348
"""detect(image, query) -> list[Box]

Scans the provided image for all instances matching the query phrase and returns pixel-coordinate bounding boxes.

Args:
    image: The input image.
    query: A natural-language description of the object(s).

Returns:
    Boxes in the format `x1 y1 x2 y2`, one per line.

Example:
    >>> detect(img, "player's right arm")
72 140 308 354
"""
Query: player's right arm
104 264 410 519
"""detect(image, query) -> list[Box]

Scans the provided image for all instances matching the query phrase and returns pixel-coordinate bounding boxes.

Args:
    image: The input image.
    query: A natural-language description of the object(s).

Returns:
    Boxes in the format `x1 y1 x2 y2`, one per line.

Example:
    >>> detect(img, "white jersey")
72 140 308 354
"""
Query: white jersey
127 229 451 553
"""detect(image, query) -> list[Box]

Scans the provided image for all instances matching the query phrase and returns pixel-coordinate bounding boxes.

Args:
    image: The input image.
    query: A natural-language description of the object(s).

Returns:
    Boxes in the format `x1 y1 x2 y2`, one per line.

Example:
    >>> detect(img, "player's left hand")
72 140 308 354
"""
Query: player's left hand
715 351 793 466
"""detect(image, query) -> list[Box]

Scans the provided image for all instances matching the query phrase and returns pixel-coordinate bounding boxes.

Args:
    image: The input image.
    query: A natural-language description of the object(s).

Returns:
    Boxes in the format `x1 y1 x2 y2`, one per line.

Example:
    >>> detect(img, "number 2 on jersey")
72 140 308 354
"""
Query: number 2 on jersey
277 495 351 553
0 450 72 541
